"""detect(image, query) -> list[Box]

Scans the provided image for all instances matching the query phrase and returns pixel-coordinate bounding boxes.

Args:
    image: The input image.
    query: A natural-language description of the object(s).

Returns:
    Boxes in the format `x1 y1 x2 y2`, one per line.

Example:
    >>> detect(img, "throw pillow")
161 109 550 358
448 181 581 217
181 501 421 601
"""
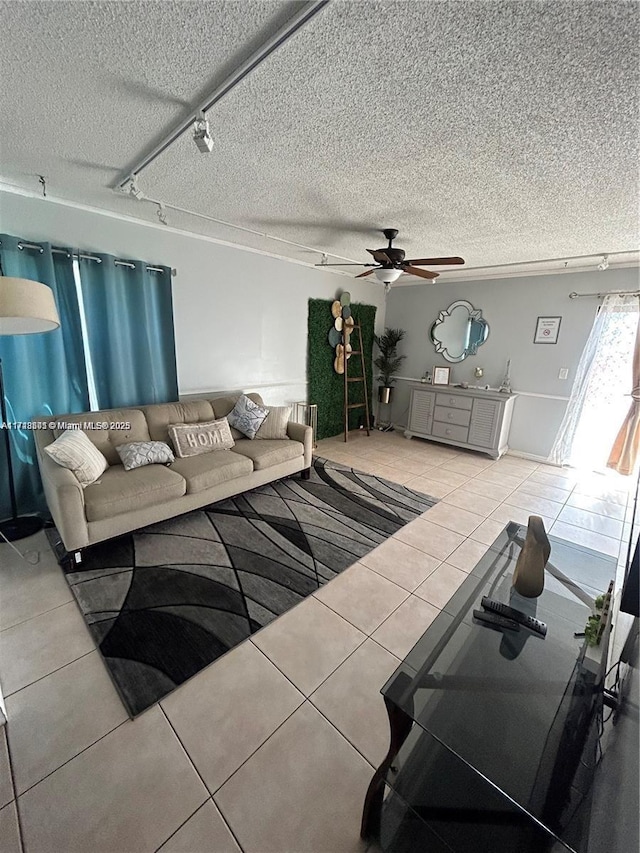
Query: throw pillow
44 429 109 487
116 441 175 471
227 394 269 440
168 417 235 458
255 406 292 440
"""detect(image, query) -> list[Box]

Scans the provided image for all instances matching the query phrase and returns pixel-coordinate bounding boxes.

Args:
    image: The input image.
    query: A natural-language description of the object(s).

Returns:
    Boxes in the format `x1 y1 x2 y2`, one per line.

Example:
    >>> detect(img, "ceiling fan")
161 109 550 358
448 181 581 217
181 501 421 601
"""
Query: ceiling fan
316 228 465 283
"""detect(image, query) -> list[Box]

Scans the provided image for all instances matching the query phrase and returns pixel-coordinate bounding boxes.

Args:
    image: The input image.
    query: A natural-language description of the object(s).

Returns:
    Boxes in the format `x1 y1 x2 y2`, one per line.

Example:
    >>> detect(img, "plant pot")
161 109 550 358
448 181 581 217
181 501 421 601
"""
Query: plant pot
378 386 393 405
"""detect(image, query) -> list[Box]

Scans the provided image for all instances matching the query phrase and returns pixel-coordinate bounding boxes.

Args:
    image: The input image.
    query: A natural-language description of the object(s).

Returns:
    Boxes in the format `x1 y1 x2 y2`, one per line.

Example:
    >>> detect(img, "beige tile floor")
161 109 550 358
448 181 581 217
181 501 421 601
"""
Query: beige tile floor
0 430 634 853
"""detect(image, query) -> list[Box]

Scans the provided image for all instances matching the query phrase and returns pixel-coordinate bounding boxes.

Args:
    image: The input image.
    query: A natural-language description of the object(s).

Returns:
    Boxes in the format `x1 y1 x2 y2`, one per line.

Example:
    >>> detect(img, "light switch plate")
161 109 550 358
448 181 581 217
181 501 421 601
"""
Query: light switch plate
558 368 569 380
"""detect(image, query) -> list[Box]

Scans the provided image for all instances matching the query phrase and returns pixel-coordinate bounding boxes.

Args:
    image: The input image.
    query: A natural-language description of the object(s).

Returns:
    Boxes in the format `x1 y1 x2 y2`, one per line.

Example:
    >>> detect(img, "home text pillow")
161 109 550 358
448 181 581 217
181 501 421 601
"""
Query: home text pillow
168 418 235 458
255 406 292 440
116 441 175 471
227 394 269 440
44 429 108 487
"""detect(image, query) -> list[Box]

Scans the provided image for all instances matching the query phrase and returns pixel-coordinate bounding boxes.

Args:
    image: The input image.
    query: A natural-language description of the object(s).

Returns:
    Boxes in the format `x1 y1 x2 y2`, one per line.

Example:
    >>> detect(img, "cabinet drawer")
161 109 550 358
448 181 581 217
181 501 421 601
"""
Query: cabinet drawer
435 393 472 411
434 406 471 427
432 421 469 443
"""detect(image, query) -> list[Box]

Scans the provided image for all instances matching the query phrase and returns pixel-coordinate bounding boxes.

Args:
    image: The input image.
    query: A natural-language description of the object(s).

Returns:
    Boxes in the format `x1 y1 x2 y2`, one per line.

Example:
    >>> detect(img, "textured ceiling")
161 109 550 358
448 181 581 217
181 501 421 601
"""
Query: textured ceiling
1 0 639 281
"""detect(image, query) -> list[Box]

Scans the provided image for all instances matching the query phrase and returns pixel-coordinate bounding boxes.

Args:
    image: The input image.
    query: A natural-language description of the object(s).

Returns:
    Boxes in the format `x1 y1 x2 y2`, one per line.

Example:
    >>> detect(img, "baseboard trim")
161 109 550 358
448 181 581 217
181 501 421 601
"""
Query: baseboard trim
506 450 555 464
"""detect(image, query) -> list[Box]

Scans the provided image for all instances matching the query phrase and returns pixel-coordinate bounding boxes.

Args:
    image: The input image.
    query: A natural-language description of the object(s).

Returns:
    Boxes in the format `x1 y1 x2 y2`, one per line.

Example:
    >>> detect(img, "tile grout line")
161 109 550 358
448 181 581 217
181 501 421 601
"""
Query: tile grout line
248 605 370 703
2 648 96 701
156 705 245 853
312 572 412 638
3 727 25 853
0 597 75 636
151 800 222 853
10 713 128 800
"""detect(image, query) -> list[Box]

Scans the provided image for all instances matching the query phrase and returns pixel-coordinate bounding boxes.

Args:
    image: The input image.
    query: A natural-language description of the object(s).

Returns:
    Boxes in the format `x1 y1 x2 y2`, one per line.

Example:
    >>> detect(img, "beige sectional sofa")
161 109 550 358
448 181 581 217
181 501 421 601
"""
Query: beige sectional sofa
34 393 313 555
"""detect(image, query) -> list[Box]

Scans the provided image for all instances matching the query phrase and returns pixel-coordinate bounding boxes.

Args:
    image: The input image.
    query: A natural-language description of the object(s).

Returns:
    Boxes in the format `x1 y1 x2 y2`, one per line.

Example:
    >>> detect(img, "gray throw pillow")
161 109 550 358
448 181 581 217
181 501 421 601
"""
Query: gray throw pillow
116 441 175 471
227 394 269 440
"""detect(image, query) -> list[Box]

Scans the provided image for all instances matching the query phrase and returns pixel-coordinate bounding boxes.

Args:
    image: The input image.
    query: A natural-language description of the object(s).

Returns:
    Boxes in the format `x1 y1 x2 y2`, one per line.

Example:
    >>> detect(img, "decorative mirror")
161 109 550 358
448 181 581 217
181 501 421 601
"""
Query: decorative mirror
430 300 489 363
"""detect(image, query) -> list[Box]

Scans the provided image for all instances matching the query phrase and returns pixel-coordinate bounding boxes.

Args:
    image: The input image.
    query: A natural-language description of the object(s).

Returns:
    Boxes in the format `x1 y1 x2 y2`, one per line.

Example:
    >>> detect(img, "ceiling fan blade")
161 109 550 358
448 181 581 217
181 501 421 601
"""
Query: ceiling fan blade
366 249 392 264
355 269 376 278
314 262 377 267
405 256 465 266
404 265 439 280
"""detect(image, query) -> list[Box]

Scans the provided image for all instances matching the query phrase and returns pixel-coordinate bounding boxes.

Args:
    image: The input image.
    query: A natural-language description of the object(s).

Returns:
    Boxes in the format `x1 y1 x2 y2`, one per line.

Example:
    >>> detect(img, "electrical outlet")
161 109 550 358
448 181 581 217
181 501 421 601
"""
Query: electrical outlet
558 368 569 380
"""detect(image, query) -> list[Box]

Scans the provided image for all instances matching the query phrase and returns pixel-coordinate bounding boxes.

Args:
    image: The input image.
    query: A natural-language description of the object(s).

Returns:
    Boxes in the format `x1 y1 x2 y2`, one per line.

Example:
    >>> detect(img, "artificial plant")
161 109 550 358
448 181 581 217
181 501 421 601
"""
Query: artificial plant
374 328 407 387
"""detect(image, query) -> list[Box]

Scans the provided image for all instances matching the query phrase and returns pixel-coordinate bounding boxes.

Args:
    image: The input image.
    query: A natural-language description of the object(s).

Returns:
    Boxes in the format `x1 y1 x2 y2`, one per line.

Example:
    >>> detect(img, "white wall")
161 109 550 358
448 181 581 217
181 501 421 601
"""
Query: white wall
384 268 639 459
0 189 386 405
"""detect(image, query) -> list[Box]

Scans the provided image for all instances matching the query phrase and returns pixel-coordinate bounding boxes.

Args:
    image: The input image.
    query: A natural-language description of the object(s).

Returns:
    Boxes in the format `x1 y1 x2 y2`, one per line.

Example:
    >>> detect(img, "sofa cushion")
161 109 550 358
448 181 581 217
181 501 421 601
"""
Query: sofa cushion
84 465 186 522
52 409 149 466
142 400 215 443
230 439 303 470
209 393 264 440
170 450 254 494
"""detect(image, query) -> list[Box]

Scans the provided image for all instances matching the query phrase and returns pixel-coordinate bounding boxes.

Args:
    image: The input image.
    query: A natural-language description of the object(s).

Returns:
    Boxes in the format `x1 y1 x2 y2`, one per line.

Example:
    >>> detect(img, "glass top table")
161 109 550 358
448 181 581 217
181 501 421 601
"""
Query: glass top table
361 522 617 853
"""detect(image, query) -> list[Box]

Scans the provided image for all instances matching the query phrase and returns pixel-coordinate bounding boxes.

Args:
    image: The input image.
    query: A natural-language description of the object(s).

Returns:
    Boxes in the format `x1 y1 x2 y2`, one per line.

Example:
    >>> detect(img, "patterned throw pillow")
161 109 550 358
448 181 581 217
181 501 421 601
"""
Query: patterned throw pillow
168 418 235 458
116 441 175 471
255 406 292 440
227 395 269 440
44 429 109 487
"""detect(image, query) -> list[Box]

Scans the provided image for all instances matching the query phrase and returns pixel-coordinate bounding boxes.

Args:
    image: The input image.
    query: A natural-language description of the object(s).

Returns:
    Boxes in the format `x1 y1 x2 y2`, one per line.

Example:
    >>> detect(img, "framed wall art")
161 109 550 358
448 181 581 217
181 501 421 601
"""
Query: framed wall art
432 365 451 385
534 316 562 344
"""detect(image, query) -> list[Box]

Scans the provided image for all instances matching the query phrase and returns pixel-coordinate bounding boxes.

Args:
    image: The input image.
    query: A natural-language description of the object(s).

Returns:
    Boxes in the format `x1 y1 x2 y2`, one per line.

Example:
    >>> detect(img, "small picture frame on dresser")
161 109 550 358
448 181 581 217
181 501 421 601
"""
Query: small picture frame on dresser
432 366 451 386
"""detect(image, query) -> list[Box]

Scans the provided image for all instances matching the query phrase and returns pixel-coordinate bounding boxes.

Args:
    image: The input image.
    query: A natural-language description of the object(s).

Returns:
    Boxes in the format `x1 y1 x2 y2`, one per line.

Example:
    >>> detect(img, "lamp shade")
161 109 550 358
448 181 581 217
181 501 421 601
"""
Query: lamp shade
374 267 403 283
0 276 60 335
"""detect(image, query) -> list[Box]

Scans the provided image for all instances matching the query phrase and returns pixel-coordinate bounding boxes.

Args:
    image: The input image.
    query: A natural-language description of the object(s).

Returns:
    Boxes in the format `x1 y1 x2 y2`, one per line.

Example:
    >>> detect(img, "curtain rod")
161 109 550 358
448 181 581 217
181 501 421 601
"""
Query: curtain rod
0 239 175 275
568 289 640 299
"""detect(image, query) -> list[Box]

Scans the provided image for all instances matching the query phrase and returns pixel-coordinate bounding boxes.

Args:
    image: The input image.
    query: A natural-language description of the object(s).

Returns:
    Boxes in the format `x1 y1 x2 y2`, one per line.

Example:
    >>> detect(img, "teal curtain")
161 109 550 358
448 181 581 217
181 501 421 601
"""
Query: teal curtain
78 255 178 408
0 234 90 520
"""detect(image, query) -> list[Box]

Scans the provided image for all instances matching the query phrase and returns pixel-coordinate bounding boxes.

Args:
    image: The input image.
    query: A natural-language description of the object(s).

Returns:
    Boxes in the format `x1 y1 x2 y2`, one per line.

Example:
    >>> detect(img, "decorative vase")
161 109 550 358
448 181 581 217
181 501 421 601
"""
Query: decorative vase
378 386 393 405
512 515 550 598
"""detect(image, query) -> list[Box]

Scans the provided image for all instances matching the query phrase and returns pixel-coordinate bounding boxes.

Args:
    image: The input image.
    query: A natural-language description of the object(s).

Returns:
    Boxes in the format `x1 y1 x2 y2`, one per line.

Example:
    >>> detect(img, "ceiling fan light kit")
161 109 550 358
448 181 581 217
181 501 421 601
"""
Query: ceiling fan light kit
374 267 403 283
316 228 465 285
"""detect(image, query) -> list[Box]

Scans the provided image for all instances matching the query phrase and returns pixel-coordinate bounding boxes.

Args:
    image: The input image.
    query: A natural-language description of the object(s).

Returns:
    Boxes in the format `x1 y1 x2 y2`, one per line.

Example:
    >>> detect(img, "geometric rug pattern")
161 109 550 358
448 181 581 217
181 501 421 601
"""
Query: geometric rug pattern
56 457 437 716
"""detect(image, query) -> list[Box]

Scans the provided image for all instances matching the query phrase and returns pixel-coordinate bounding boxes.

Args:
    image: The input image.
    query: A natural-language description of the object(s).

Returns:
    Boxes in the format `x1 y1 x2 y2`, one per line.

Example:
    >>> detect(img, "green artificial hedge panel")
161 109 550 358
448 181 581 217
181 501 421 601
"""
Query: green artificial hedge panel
307 298 377 440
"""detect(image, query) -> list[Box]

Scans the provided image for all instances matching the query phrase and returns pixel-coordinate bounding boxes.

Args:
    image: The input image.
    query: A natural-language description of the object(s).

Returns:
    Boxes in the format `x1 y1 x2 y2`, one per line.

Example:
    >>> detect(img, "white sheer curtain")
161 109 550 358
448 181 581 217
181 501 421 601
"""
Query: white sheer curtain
550 293 640 467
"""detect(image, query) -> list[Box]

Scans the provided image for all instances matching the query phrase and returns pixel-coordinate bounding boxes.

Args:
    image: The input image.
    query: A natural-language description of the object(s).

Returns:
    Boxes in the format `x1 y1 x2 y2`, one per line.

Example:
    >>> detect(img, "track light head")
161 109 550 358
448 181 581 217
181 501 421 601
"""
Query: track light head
193 114 213 153
157 204 168 226
121 176 145 200
597 255 609 271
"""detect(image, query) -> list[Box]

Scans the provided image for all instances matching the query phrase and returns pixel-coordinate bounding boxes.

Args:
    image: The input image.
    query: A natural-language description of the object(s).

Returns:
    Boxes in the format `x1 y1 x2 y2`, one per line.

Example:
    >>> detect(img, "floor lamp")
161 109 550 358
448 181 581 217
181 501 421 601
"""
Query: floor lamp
0 276 60 541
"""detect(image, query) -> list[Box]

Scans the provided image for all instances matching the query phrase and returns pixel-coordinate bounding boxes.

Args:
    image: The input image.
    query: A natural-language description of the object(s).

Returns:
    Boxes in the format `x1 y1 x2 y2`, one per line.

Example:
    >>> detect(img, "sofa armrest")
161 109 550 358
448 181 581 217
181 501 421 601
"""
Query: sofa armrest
286 421 313 467
34 430 89 551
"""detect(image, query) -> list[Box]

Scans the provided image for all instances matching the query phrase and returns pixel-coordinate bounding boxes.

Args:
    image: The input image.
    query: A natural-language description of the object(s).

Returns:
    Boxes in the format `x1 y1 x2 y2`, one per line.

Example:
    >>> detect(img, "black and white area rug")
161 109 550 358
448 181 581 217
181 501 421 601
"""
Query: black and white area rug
53 457 437 716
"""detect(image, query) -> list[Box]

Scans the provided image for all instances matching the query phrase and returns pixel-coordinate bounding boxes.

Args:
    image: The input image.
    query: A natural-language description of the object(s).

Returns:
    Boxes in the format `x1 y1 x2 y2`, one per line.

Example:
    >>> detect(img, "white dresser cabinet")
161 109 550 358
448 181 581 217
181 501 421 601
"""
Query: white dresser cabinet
405 385 517 459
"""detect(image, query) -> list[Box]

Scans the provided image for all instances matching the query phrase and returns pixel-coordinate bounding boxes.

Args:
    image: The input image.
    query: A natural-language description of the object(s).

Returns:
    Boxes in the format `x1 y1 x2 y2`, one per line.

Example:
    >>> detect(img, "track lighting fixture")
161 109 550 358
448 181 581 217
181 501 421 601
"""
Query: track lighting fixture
121 176 145 200
597 255 609 271
193 113 213 153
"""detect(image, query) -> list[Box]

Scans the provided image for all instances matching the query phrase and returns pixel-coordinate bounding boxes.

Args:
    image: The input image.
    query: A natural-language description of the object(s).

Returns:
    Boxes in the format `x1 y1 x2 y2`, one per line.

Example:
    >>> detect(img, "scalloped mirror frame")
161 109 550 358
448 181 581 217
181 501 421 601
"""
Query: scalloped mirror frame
430 300 489 363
